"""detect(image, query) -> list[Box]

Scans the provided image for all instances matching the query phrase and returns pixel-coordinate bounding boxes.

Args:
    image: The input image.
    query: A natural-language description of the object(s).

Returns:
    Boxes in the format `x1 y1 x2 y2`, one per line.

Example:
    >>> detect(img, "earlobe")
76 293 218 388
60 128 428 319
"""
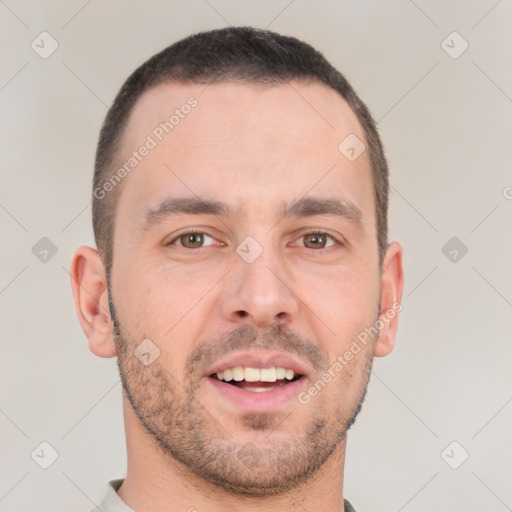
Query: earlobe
374 241 404 358
69 246 117 358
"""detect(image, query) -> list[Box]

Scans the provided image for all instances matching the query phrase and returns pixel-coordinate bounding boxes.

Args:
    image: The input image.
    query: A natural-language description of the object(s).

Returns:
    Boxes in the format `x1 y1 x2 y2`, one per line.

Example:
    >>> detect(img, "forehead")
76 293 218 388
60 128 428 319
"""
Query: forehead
122 80 364 158
114 80 373 233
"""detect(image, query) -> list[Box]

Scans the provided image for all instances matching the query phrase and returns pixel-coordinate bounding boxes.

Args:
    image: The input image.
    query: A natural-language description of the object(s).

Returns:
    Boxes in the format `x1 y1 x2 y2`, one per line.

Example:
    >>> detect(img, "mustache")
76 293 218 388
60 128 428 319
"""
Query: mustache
186 323 329 376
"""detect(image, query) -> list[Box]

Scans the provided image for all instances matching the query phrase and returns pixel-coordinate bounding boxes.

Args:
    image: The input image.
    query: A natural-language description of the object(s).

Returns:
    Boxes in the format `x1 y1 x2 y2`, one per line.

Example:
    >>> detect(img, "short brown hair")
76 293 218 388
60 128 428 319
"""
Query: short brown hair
93 26 389 277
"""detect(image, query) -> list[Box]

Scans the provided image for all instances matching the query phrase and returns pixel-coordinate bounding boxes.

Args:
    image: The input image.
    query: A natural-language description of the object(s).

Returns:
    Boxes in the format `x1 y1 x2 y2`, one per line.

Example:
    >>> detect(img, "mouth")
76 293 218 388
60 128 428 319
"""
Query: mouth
210 366 303 392
205 353 310 412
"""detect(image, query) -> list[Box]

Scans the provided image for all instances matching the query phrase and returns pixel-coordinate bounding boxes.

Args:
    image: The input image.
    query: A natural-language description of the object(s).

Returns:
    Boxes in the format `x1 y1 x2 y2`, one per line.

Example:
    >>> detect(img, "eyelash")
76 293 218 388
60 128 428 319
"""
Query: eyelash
166 229 342 250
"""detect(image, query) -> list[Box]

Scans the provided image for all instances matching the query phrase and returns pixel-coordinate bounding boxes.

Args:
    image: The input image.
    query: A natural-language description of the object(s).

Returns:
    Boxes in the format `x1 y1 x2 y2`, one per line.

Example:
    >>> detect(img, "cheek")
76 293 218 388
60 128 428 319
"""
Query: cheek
301 264 380 338
113 259 223 362
113 256 184 327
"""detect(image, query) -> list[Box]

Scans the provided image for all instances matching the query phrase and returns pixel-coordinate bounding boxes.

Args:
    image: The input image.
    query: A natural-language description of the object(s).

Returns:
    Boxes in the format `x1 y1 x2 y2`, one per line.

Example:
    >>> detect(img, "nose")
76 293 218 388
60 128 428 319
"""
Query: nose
220 246 299 328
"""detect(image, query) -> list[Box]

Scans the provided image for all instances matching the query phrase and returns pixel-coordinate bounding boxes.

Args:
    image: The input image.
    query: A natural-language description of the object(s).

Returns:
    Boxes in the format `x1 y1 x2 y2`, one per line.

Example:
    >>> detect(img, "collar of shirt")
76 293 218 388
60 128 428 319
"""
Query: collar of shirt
89 479 358 512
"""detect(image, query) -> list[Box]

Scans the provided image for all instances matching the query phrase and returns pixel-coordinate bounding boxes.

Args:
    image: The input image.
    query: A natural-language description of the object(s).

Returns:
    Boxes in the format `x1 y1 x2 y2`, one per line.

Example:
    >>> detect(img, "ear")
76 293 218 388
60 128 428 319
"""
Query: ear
374 241 404 357
69 246 117 358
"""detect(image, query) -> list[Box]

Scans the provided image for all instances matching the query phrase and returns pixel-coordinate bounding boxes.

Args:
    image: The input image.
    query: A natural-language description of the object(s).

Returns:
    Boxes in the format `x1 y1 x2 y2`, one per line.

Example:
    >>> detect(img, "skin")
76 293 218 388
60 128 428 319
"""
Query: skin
71 80 403 512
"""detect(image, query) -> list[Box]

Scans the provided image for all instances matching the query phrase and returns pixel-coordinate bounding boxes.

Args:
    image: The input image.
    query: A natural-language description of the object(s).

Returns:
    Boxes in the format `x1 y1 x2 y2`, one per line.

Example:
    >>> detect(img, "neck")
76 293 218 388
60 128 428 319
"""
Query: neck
118 395 348 512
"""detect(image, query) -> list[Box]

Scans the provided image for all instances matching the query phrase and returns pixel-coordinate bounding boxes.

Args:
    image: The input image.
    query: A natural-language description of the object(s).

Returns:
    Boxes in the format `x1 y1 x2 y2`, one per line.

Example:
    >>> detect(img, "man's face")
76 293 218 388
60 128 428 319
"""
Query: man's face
110 81 382 495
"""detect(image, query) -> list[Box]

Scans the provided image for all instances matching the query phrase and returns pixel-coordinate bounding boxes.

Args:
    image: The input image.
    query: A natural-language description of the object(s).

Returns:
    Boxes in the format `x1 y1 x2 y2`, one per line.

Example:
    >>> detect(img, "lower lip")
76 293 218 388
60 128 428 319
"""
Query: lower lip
207 376 306 413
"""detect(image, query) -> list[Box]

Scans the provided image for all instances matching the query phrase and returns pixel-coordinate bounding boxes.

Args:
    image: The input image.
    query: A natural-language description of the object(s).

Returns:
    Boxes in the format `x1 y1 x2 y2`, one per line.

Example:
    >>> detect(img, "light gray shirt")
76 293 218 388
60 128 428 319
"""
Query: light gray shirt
89 479 358 511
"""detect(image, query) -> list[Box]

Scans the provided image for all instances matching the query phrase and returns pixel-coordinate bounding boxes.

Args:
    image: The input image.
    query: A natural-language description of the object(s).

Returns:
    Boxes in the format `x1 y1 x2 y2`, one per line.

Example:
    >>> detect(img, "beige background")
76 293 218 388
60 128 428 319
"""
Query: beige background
1 1 511 511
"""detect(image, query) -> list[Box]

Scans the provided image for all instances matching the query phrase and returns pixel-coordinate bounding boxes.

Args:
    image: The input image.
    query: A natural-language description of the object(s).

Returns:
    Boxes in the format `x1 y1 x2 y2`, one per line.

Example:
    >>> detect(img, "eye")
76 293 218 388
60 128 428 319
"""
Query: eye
169 232 217 249
297 232 338 249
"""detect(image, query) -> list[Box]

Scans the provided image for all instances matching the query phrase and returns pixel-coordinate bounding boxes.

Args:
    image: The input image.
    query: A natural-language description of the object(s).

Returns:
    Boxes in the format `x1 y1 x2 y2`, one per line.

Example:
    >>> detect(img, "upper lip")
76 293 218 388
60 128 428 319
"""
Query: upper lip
205 351 312 378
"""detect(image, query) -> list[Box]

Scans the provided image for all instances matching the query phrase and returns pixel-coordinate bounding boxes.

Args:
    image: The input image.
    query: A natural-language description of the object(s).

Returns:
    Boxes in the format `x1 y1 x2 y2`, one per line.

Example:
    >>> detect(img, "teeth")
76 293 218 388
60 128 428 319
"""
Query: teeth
276 367 286 380
215 366 296 382
245 386 277 392
232 366 244 381
260 367 276 382
244 367 261 382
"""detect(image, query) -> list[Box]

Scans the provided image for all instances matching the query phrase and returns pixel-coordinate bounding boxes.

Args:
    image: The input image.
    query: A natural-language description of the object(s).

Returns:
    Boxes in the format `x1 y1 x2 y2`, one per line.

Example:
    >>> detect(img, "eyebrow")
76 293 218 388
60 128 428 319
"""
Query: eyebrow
140 195 363 232
282 196 363 225
140 197 233 232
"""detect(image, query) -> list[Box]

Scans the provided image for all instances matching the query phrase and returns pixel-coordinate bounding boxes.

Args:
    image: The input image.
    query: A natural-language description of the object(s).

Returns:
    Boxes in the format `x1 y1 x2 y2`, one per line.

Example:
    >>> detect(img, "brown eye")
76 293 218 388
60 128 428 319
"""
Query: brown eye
180 233 204 248
301 233 336 249
171 232 216 248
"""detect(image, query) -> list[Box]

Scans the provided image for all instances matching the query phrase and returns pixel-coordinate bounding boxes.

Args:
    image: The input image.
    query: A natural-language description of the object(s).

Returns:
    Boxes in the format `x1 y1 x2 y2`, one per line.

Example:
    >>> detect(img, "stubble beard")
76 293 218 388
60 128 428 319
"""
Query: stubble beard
110 297 375 497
